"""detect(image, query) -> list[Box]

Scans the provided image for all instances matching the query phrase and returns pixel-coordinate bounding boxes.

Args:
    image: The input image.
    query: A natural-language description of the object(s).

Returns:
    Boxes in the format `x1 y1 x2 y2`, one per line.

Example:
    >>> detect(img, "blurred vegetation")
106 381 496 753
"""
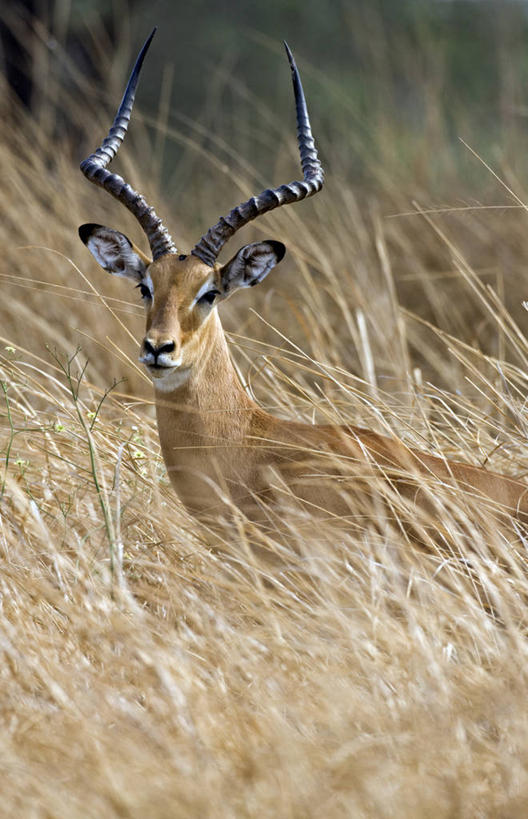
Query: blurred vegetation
5 0 528 191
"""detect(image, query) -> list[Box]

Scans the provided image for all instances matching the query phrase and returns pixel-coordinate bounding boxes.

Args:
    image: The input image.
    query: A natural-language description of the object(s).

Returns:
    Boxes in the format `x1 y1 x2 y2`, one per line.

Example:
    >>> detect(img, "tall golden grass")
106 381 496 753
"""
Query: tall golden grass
3 17 528 817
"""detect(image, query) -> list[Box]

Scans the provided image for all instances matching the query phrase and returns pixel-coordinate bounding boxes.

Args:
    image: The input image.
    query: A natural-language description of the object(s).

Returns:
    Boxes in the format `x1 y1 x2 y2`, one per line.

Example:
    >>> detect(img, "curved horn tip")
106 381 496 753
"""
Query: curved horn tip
283 41 296 68
134 27 157 72
125 27 157 87
144 26 157 49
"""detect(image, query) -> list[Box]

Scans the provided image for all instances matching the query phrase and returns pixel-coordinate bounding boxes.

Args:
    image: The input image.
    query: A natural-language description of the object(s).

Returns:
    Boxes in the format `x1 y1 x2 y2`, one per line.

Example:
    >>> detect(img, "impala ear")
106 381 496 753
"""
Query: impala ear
219 240 286 295
78 223 149 281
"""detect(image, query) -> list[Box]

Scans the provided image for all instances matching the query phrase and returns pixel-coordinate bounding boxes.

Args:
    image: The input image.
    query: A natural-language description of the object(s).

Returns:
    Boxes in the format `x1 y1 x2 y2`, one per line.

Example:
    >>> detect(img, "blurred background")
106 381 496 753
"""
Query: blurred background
3 0 528 405
5 0 528 183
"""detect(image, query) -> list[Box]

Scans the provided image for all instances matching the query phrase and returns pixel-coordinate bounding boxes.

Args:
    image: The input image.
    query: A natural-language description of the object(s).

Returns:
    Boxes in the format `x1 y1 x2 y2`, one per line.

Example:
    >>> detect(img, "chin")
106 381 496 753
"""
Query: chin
149 366 191 392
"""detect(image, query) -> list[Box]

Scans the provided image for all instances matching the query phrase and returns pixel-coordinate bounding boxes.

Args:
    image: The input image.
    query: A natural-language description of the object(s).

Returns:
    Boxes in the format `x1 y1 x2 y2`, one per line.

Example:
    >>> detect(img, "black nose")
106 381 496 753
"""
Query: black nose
144 340 175 360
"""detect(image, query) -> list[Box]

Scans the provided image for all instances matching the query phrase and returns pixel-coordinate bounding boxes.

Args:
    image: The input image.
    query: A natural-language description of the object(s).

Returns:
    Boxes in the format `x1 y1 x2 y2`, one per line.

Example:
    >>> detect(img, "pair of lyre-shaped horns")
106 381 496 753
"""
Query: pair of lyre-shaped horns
80 28 324 266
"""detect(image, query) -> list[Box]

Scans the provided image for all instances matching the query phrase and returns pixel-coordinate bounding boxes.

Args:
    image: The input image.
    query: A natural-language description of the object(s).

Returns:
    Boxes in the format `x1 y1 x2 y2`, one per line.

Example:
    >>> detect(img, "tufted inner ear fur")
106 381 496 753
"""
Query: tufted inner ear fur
79 223 149 281
219 240 286 295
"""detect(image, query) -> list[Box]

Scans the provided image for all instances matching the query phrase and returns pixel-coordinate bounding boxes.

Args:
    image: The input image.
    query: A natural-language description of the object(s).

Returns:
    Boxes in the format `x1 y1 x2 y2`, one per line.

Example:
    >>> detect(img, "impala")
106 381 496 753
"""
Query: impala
79 30 528 523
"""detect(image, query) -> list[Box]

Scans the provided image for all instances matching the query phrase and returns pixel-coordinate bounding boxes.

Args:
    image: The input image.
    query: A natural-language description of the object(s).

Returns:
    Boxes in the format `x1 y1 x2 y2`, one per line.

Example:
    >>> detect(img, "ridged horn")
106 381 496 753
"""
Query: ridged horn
191 42 324 267
80 28 177 261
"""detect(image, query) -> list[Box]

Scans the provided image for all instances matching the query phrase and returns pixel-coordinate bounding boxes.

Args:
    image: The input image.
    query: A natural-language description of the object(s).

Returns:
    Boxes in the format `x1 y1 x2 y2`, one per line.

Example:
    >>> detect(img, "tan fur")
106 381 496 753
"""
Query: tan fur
144 254 528 523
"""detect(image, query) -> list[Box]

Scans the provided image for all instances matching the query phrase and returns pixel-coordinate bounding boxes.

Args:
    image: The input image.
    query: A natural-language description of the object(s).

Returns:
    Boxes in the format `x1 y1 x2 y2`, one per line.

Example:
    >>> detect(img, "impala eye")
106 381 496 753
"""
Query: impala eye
136 282 152 301
197 289 220 306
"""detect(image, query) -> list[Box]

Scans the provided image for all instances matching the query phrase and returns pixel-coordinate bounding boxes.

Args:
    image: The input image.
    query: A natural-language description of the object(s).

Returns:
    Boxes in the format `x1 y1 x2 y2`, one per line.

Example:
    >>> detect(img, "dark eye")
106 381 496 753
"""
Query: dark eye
197 289 220 306
136 282 152 301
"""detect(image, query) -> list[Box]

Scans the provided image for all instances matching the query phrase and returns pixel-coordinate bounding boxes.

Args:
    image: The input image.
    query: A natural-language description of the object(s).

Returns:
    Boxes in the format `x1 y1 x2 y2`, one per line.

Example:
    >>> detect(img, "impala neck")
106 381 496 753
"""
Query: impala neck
153 310 258 509
158 307 251 404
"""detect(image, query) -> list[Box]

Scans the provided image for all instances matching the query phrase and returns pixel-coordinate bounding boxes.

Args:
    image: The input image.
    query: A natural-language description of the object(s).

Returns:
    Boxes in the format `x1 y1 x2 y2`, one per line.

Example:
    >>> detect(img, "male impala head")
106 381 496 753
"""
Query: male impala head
79 29 323 390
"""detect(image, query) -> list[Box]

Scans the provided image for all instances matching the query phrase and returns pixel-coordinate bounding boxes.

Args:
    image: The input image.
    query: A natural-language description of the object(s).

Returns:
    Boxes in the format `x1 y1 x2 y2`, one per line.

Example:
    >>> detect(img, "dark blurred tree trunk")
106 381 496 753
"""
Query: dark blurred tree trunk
0 0 39 108
0 0 142 116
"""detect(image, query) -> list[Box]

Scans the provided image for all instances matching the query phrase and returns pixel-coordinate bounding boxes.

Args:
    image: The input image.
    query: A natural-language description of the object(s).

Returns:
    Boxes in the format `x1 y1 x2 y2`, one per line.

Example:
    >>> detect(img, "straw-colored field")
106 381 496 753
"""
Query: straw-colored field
3 10 528 816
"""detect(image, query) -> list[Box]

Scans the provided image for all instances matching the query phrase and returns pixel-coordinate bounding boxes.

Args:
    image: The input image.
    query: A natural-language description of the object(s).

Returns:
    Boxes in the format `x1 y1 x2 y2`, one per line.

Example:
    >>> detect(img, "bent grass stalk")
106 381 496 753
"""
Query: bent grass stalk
50 347 121 586
0 380 15 502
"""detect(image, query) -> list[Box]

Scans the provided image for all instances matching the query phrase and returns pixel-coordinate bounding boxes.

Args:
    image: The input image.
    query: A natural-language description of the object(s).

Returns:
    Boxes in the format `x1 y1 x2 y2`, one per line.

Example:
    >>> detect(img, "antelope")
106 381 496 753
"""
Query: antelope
79 30 528 524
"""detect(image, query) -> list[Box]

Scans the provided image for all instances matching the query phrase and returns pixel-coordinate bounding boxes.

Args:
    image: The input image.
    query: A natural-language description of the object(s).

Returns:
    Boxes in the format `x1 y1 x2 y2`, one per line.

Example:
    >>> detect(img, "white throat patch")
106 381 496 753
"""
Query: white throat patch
152 365 191 392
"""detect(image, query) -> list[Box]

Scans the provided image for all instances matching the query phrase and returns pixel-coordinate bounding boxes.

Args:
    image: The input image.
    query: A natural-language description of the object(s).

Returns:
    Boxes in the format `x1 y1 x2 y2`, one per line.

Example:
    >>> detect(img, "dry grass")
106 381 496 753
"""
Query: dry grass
4 20 528 818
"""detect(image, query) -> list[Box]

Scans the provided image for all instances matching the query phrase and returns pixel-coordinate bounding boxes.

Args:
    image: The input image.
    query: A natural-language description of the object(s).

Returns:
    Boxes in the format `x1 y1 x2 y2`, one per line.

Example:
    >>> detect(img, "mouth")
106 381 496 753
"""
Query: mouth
141 359 191 391
144 363 178 376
